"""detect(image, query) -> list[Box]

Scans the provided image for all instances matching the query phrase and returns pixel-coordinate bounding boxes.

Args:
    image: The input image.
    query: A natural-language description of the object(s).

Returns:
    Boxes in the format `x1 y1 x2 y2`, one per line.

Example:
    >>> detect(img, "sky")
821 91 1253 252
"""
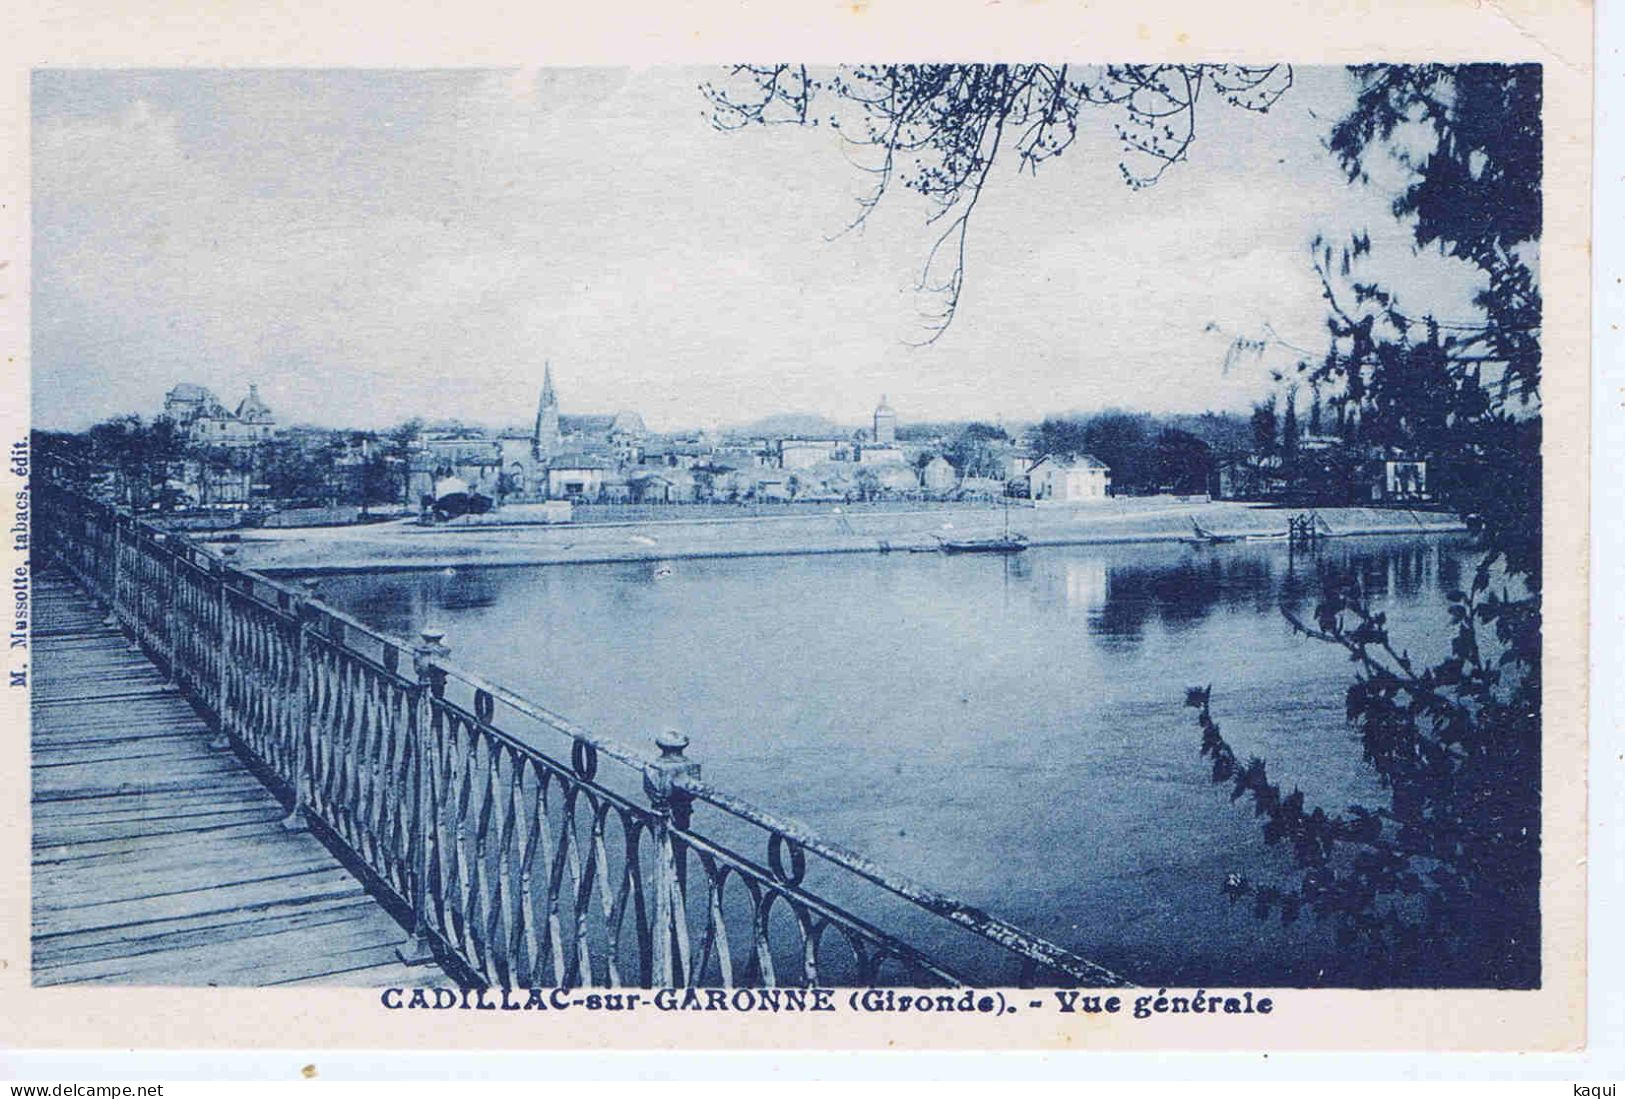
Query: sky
31 66 1492 433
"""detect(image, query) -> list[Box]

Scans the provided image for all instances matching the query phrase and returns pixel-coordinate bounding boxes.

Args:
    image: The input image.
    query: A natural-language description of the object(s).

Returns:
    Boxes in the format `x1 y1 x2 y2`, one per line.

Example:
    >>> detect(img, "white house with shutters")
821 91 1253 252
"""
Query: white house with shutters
1026 453 1111 503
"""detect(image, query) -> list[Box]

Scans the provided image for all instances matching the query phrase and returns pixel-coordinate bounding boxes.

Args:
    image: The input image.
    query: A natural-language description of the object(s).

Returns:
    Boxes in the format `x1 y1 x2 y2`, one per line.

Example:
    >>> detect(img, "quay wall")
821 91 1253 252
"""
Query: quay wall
223 498 1468 574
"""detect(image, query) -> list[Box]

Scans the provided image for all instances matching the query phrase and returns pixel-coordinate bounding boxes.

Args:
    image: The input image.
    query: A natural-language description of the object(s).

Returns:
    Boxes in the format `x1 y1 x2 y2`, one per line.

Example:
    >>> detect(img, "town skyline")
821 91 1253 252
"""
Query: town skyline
32 66 1490 434
91 370 1264 440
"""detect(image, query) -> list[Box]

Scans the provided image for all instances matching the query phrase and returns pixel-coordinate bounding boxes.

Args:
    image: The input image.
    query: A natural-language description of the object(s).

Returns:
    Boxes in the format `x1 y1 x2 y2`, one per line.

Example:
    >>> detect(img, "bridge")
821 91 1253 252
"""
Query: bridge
33 485 1127 990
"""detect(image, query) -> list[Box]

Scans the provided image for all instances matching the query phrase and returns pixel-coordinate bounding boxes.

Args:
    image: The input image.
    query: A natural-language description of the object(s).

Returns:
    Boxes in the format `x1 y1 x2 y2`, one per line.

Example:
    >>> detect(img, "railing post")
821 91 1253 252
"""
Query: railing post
100 507 115 599
93 512 107 616
398 626 448 966
103 515 123 628
643 731 700 987
209 544 238 750
152 532 176 687
281 578 320 833
122 525 143 654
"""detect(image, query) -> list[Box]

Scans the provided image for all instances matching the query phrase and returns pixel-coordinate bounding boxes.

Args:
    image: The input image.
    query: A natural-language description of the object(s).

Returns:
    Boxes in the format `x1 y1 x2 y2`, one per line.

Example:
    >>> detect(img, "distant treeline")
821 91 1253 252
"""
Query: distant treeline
1029 410 1251 495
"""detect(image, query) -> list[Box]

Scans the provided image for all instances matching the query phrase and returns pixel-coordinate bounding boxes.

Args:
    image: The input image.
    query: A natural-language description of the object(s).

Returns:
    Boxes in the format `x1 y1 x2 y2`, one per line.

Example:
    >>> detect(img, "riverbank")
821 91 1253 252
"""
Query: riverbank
211 497 1467 574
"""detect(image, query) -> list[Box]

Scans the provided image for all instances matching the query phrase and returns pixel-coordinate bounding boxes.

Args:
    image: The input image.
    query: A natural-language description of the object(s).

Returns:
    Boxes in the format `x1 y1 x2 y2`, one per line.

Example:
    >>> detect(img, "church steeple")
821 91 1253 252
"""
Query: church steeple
533 362 561 460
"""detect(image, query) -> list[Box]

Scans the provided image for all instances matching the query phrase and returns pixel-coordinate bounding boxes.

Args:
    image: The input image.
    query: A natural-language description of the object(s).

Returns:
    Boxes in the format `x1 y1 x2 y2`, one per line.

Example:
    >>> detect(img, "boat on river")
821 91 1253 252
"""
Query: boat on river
1187 518 1241 545
935 504 1029 554
937 532 1030 554
1189 514 1333 547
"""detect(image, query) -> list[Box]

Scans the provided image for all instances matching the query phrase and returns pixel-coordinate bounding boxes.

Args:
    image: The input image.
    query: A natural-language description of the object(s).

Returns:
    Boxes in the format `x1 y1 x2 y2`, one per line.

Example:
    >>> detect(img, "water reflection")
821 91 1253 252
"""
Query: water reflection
1010 538 1469 651
1058 557 1106 610
324 538 1473 656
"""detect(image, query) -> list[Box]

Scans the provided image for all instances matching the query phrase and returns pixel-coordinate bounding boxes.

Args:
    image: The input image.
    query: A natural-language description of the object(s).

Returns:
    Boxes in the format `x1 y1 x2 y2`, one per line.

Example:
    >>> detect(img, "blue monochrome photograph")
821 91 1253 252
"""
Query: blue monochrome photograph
28 64 1543 993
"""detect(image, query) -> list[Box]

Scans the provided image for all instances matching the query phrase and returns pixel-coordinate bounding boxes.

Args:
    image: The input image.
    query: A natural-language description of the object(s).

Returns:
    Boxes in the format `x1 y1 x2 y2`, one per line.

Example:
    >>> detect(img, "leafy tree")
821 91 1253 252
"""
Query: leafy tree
193 443 255 508
1280 384 1300 461
1033 416 1091 461
1164 411 1254 458
960 421 1009 441
1038 412 1201 493
1082 412 1151 491
1250 395 1279 457
1151 429 1213 495
316 435 350 503
32 430 93 492
385 418 424 506
85 415 144 503
1190 63 1542 987
1296 448 1359 505
358 445 397 516
943 421 1011 477
84 415 186 510
704 64 1292 340
261 437 331 504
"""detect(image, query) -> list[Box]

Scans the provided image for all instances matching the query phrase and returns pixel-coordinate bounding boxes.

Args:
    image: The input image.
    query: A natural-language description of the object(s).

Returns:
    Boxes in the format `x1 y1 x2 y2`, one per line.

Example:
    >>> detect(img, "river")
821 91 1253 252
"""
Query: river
307 533 1476 987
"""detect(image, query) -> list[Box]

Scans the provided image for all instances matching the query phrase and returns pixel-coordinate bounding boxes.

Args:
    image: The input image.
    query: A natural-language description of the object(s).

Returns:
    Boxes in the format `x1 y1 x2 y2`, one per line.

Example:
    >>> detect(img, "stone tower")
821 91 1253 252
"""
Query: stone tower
873 395 897 445
533 363 560 460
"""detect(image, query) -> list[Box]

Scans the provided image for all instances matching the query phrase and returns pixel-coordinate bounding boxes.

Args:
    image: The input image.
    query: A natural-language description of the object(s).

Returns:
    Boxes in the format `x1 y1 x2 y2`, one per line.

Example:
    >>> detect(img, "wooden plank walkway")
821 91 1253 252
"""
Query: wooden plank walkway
30 567 446 987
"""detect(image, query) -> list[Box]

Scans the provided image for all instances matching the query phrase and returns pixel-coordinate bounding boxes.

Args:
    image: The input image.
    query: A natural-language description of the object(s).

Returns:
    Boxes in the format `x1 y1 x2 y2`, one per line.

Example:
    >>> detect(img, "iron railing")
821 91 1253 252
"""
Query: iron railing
38 485 1126 990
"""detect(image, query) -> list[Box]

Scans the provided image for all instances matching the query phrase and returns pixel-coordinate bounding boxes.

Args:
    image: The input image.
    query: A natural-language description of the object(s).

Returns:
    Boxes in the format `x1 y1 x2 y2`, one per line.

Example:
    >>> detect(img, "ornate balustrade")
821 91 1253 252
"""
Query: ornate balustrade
37 485 1127 990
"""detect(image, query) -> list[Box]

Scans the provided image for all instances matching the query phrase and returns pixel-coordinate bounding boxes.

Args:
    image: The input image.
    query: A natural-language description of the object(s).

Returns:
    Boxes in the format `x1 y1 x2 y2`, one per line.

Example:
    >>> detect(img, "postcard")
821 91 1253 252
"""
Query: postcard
0 0 1593 1054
